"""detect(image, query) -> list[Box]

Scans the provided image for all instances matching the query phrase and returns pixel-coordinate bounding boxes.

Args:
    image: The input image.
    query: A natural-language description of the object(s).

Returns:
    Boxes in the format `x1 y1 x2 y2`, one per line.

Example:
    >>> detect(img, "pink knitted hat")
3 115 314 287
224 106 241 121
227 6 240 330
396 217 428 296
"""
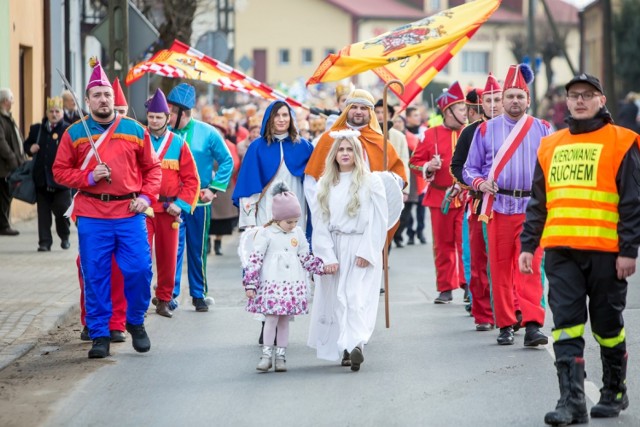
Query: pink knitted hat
271 182 301 221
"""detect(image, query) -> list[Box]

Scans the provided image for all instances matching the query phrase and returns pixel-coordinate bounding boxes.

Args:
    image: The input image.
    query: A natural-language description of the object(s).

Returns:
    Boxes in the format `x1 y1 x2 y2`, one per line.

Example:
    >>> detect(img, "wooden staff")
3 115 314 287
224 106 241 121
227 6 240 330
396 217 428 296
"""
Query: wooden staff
382 79 404 329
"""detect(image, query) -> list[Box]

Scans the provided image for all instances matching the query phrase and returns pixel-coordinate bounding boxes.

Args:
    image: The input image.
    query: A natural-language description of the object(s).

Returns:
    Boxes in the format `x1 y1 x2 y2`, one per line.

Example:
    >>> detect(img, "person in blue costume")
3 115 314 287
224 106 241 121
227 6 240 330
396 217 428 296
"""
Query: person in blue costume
233 100 314 232
167 83 233 313
233 99 314 345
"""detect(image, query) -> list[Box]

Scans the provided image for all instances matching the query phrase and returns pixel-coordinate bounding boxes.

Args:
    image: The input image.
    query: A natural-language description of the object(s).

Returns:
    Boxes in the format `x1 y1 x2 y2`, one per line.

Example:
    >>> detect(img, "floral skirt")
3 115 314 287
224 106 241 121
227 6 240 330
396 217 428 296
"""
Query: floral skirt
246 279 308 316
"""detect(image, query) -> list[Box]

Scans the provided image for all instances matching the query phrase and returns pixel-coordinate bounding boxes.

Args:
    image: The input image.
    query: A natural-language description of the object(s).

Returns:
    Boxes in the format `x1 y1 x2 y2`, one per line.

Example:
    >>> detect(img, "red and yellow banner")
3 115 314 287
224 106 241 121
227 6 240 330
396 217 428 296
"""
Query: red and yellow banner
126 40 304 108
307 0 501 104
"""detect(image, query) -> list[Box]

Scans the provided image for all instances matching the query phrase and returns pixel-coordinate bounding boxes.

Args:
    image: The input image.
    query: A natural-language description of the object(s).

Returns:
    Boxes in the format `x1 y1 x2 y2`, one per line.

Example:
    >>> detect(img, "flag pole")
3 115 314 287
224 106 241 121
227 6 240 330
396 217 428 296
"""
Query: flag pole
382 79 404 329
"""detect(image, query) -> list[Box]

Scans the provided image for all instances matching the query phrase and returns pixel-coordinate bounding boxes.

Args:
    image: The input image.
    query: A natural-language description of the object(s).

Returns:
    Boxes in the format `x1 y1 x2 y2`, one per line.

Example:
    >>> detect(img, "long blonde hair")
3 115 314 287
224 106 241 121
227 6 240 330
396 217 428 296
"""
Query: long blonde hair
317 134 367 220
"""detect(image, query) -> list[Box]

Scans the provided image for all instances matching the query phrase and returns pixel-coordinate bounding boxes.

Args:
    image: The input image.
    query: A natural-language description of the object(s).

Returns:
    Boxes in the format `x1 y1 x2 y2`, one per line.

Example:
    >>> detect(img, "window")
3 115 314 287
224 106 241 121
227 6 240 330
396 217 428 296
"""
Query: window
278 49 290 65
324 48 336 58
461 51 489 74
301 48 313 65
429 0 441 10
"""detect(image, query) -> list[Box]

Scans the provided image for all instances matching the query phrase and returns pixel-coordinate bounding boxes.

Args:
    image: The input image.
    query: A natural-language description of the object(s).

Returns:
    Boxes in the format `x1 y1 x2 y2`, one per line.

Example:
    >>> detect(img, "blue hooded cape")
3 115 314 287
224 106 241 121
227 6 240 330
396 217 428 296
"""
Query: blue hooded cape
232 100 314 207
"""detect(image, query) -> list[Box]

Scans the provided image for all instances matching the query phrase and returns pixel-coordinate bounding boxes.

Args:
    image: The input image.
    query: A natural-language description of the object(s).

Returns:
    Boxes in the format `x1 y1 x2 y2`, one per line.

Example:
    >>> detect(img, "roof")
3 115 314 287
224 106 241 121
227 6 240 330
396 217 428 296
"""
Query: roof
324 0 578 25
324 0 424 20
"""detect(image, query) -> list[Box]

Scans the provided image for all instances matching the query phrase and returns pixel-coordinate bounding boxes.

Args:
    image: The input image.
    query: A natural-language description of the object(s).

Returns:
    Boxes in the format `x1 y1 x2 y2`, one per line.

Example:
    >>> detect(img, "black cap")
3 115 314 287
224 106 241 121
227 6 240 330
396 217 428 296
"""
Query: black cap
374 99 394 117
565 73 604 94
465 88 482 106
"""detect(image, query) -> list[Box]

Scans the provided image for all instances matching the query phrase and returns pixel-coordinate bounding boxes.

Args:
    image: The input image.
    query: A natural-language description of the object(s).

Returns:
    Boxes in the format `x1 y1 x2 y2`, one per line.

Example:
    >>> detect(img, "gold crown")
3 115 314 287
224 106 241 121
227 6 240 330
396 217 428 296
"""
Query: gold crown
335 82 355 100
47 96 63 110
88 56 99 68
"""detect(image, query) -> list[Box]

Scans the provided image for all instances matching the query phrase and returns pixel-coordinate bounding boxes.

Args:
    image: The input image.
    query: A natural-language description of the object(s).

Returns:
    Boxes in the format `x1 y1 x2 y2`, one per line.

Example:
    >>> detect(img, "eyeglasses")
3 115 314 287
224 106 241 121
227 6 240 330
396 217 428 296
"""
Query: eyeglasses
567 91 600 101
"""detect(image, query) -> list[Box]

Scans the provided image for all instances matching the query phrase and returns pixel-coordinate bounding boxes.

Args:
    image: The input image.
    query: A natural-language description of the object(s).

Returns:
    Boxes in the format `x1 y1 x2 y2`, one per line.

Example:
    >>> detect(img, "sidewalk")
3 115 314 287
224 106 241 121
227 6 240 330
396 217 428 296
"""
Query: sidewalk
0 218 80 370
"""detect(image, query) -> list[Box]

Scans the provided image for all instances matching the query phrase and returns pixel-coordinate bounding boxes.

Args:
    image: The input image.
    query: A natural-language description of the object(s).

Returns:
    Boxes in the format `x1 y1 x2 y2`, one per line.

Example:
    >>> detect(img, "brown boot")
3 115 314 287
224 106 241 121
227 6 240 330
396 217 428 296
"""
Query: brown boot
156 300 173 318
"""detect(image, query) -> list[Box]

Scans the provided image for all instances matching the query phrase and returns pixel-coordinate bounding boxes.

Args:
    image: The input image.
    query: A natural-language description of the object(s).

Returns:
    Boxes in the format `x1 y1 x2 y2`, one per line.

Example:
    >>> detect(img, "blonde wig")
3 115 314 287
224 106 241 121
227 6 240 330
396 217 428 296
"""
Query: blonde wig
317 130 367 220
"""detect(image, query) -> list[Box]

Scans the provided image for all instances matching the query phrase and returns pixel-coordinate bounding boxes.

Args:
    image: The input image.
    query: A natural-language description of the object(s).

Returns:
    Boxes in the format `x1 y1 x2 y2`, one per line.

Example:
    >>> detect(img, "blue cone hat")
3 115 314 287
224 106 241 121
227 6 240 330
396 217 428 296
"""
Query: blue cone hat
146 88 170 114
167 83 196 110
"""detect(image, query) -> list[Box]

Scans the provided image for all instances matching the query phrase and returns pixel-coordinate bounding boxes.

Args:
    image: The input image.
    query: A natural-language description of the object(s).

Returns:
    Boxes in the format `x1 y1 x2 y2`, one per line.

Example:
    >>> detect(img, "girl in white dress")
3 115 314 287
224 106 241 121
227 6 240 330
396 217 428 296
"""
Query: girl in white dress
308 130 388 372
243 183 325 372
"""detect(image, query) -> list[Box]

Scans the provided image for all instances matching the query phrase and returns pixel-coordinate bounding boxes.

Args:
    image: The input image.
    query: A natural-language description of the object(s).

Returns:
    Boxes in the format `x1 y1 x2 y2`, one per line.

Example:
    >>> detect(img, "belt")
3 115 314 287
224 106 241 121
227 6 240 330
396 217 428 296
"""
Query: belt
80 191 138 202
497 189 531 198
429 183 449 191
158 196 177 202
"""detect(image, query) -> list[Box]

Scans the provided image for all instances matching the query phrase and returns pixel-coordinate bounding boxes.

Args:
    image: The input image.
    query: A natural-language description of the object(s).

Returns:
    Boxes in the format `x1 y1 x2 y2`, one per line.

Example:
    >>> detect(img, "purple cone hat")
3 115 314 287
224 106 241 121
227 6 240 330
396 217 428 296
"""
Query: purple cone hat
146 88 170 114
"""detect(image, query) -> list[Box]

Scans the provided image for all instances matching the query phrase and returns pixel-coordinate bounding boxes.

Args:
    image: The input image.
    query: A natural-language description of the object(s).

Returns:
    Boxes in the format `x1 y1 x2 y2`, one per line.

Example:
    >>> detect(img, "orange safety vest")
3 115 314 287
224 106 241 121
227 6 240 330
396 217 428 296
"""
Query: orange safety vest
538 124 638 252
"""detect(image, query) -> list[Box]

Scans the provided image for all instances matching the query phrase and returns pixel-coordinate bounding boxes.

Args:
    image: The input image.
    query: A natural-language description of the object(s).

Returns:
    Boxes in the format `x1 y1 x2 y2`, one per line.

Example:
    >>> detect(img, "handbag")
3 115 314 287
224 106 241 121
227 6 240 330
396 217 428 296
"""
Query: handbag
7 159 37 204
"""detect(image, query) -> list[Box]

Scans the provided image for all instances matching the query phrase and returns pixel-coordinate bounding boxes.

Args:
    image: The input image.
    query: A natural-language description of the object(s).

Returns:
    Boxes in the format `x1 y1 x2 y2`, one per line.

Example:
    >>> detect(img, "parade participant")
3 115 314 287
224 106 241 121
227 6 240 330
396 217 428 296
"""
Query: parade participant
519 74 640 425
145 88 200 318
23 96 72 251
209 115 240 256
236 115 260 161
61 90 85 124
233 100 313 231
402 106 427 245
167 83 233 312
464 88 484 124
233 100 314 345
308 130 388 372
450 74 503 330
409 81 468 304
463 63 551 346
374 99 410 247
112 78 128 116
53 59 162 359
0 88 24 236
243 182 325 372
305 88 407 212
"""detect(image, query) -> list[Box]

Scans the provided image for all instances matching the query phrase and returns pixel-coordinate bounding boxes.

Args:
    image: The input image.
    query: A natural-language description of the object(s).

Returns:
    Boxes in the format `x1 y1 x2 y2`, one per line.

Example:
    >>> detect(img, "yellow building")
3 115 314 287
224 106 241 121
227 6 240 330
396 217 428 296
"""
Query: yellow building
235 0 580 105
1 0 46 221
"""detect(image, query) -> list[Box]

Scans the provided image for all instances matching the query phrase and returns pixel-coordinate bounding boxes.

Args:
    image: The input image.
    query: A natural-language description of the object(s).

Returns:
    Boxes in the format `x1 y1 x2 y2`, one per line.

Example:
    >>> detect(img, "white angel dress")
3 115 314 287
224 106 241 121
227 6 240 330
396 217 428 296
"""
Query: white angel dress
308 171 388 361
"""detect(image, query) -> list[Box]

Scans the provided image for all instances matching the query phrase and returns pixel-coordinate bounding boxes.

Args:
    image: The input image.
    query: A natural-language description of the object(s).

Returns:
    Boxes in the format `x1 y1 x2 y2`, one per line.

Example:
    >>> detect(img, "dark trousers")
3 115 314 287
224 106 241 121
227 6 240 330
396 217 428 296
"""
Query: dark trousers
36 187 71 248
0 178 11 230
402 195 425 239
546 249 627 361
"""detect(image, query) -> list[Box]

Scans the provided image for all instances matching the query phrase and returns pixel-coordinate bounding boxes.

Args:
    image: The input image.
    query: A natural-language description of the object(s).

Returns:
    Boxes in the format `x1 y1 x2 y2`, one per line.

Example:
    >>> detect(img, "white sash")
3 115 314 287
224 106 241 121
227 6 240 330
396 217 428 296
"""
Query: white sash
152 131 171 159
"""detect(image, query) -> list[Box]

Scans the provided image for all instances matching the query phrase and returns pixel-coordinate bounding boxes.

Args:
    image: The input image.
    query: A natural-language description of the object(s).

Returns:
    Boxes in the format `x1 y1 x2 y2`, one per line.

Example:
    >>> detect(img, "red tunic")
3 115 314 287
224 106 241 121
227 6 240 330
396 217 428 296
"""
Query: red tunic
409 124 462 208
53 115 162 219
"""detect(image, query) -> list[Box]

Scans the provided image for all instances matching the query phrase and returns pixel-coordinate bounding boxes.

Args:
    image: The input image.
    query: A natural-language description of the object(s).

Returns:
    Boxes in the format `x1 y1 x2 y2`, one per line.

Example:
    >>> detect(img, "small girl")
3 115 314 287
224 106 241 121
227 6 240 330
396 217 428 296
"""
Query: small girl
242 182 325 372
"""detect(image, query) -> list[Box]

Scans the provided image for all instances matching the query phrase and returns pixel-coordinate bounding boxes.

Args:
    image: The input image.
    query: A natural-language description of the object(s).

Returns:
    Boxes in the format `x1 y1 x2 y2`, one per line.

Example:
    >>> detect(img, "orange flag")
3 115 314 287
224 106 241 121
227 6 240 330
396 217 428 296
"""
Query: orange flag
126 40 305 108
307 0 501 102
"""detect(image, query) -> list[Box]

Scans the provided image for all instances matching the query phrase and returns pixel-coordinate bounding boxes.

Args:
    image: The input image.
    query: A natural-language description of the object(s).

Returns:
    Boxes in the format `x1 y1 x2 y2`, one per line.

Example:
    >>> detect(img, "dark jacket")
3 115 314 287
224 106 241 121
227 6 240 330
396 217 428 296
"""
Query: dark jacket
0 111 24 178
23 119 70 189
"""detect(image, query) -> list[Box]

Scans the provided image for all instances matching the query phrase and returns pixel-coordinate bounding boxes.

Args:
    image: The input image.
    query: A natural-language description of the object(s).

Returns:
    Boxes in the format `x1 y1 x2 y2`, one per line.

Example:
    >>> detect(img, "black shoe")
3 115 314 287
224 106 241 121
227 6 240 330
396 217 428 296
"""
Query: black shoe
476 323 494 332
0 227 19 236
434 290 453 304
407 235 415 245
462 284 470 303
497 326 515 345
513 310 523 332
193 297 209 312
341 350 351 367
61 239 70 249
393 237 404 248
37 245 51 252
417 234 427 244
126 323 151 353
524 323 548 347
350 346 364 372
88 336 110 358
80 326 91 341
214 239 223 256
110 330 126 343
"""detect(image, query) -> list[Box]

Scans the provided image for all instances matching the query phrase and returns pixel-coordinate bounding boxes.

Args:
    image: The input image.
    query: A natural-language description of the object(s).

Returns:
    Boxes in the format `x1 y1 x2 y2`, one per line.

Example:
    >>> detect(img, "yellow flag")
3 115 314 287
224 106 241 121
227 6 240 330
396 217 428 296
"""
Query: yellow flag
307 0 501 87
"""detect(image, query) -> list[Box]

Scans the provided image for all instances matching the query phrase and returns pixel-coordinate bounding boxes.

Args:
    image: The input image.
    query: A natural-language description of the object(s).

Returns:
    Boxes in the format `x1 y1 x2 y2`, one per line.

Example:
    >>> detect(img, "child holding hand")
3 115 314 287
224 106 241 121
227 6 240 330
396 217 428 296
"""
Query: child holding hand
243 182 325 372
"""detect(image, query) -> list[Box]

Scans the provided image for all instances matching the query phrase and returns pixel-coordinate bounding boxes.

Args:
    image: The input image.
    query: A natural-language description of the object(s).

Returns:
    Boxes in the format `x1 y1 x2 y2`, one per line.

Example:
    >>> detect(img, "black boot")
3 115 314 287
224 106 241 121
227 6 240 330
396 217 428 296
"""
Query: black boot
214 239 222 256
88 337 111 359
544 357 588 426
590 351 629 418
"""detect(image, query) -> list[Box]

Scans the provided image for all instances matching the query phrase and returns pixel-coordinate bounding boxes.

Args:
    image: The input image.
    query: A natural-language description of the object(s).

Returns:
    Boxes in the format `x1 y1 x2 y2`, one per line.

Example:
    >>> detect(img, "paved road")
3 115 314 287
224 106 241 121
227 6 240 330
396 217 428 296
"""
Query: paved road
41 228 640 427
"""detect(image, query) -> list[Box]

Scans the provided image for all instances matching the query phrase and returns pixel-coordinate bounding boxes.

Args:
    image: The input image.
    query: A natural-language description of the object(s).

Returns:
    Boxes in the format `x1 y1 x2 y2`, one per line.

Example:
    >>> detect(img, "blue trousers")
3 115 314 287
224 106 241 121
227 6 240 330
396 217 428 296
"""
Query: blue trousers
173 204 211 299
462 210 471 284
78 215 152 339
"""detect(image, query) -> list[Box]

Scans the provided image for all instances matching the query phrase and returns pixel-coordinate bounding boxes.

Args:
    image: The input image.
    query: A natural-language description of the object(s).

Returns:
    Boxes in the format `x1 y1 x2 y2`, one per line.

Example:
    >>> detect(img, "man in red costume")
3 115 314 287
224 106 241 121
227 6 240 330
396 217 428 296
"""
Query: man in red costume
450 73 503 329
145 88 200 318
53 59 161 359
410 81 468 304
